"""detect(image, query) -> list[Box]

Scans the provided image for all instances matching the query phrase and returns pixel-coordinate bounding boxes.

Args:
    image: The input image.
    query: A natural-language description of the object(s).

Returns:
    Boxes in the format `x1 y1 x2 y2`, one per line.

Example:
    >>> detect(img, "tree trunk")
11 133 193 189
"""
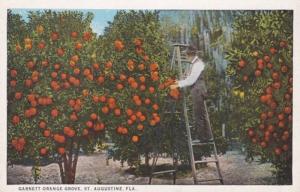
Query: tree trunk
145 152 150 167
58 141 80 184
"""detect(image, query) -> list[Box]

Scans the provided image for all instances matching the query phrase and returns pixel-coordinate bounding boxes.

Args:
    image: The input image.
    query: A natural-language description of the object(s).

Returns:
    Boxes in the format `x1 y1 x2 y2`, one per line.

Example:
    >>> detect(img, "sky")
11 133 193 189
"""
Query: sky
10 9 118 35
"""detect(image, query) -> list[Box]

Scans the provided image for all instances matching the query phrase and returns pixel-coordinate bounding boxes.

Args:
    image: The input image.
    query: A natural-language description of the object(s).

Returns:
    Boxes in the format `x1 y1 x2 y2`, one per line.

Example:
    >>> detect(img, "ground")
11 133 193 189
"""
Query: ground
7 150 275 185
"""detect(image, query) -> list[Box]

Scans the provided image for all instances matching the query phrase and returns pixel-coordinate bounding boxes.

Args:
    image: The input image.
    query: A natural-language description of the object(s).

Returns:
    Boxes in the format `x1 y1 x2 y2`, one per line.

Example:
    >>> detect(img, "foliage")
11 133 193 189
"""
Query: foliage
7 10 103 183
225 10 292 184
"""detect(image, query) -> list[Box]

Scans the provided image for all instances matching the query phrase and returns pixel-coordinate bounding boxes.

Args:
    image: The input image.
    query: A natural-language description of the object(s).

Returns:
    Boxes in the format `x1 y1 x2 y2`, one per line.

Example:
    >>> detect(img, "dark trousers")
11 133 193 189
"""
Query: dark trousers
191 87 212 141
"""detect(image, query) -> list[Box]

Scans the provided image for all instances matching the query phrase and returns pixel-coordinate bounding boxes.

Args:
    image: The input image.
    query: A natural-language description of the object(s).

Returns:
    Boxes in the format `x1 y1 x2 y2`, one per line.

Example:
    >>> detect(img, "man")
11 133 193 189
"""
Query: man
170 45 212 142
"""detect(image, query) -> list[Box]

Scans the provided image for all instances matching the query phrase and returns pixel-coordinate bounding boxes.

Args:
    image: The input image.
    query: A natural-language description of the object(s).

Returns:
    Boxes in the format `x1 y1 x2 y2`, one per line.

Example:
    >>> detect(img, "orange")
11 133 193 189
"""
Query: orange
40 148 48 156
51 108 59 118
86 121 93 128
148 86 155 94
138 63 145 71
12 115 20 125
126 108 133 116
10 69 17 78
43 129 51 137
105 61 113 69
90 113 98 120
137 124 144 131
114 108 121 116
93 63 100 70
15 92 22 100
131 135 139 143
114 40 124 51
152 104 159 111
102 106 109 114
144 98 151 105
116 83 124 90
57 147 65 155
39 120 47 129
82 129 89 136
99 95 107 103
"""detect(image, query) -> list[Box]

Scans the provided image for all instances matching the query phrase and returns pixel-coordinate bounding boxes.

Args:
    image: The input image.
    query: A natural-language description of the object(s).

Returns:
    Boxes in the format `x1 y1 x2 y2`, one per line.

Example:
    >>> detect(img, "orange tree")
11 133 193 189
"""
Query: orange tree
98 10 186 167
7 10 182 183
225 11 292 184
7 10 105 184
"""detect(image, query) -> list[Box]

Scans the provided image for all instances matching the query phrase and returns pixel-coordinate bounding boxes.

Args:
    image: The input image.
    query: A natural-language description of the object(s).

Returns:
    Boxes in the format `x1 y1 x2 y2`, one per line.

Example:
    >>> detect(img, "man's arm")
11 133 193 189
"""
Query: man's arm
177 60 204 88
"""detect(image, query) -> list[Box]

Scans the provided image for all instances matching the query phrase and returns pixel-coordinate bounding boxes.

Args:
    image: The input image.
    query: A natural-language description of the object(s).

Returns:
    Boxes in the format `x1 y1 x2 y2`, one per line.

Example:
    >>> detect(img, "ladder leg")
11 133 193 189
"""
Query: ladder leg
204 101 224 184
176 46 198 184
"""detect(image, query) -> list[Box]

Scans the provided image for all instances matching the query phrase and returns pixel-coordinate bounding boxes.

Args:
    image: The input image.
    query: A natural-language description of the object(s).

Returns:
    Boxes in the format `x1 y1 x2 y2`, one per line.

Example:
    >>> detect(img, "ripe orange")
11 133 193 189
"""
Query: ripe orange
39 120 47 129
56 48 65 56
73 68 80 75
150 63 159 71
70 112 78 121
10 80 17 87
114 40 124 51
99 95 106 103
116 83 124 90
102 106 109 114
10 69 17 78
93 63 100 70
138 63 145 71
238 60 246 68
70 31 78 38
90 113 98 120
284 106 292 114
137 124 144 131
133 38 142 46
131 135 140 143
51 32 59 41
130 115 137 121
75 42 82 50
139 115 146 122
254 70 261 77
105 61 113 69
12 115 20 125
43 129 51 137
114 108 121 116
139 76 146 83
51 71 58 79
149 86 155 93
139 84 146 91
86 121 93 128
144 98 151 105
15 92 22 100
68 99 76 107
127 119 133 125
152 104 159 111
40 148 48 156
51 108 59 118
97 76 105 84
54 134 65 144
57 147 65 155
126 108 133 116
130 81 138 89
83 31 92 41
82 128 89 136
119 74 127 81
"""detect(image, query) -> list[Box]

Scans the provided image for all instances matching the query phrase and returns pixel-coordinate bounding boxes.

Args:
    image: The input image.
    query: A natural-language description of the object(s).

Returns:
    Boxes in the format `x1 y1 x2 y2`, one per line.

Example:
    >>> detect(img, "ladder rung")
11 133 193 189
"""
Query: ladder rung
196 178 222 183
194 160 218 164
192 141 215 146
164 111 181 114
152 170 176 175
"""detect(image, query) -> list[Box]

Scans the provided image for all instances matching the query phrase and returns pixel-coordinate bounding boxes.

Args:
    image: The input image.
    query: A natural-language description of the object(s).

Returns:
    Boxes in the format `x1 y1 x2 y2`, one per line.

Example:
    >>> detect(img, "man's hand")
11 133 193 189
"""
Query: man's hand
170 81 179 90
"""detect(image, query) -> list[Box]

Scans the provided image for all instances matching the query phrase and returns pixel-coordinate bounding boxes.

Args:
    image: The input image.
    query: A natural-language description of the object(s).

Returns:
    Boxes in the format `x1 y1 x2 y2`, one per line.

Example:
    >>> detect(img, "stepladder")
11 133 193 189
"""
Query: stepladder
149 43 223 184
172 44 224 184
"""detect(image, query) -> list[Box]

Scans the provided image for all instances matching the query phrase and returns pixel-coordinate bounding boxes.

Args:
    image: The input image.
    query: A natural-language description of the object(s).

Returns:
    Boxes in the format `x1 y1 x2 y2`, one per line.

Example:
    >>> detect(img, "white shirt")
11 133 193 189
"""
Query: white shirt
178 56 204 88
